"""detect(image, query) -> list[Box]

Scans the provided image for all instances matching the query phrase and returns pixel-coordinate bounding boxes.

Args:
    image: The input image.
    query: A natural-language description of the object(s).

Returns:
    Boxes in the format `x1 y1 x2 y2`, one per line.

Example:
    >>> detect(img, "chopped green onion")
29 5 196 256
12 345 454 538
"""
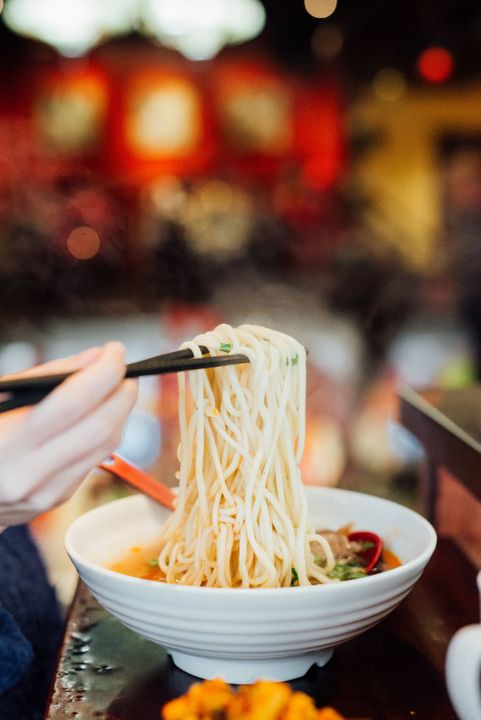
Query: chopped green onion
147 558 159 567
290 567 299 586
359 540 375 550
291 353 299 366
219 343 232 353
328 561 366 581
314 556 327 568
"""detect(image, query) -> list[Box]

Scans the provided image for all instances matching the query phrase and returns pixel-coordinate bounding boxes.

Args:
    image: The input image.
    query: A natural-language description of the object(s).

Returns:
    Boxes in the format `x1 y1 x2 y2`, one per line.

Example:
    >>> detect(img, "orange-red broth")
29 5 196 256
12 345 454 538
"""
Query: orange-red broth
109 541 401 583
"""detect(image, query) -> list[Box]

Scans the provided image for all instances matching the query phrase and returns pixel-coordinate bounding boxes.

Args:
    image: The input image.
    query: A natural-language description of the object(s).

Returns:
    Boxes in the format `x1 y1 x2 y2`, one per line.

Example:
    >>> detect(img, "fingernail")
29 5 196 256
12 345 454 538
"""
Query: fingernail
104 341 125 354
75 347 102 363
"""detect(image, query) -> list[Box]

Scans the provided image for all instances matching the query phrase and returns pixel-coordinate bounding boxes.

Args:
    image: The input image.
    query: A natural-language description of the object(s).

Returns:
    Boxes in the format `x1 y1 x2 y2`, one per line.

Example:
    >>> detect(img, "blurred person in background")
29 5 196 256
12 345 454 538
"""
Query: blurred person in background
326 230 421 372
0 342 137 720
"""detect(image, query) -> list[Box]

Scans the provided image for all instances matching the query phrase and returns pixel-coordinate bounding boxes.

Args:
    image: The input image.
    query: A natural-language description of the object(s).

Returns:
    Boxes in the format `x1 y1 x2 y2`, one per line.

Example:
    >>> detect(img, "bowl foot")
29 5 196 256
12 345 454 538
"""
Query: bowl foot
169 649 334 684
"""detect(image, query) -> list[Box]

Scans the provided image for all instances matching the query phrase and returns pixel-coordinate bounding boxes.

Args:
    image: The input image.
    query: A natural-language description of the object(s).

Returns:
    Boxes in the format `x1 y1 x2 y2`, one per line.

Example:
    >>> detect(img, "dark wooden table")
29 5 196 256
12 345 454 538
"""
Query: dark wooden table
45 385 481 720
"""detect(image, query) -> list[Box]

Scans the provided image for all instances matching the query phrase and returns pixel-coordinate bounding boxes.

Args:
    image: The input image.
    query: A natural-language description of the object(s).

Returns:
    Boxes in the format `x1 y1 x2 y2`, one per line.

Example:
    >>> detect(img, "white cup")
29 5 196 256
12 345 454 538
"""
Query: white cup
446 571 481 720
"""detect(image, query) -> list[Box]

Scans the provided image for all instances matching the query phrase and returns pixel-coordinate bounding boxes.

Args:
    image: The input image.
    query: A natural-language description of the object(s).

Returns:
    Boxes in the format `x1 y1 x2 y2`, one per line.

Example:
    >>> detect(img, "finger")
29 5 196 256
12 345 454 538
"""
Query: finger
0 347 103 408
0 406 31 438
22 342 128 447
0 378 137 508
0 347 102 381
0 348 100 409
24 446 126 517
31 378 138 489
1 453 102 524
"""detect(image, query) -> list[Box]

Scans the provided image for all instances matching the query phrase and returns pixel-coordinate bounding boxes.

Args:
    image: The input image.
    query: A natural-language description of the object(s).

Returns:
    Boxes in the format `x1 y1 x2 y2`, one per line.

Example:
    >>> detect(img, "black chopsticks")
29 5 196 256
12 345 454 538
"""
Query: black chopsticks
0 347 250 413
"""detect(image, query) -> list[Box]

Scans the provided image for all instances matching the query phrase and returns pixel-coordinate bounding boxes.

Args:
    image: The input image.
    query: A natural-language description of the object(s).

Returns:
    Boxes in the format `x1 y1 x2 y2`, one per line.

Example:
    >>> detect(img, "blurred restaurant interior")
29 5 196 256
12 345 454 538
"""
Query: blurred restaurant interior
1 0 481 604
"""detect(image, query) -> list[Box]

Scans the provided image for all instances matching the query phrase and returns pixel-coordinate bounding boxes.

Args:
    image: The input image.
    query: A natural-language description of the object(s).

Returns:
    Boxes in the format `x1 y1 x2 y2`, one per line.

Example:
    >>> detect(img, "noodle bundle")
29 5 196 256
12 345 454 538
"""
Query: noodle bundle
157 324 335 588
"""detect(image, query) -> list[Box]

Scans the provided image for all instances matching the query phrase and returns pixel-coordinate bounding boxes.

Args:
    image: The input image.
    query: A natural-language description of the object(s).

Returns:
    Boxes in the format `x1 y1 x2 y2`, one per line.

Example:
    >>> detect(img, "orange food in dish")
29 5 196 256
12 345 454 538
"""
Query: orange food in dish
381 548 402 571
161 679 345 720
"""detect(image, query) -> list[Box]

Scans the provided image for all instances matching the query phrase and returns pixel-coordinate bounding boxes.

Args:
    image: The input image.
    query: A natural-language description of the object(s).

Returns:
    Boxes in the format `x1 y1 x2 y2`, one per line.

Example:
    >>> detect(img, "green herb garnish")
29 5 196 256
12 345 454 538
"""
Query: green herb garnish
328 561 367 581
147 558 159 567
219 343 232 353
290 567 299 586
359 540 375 550
291 353 299 366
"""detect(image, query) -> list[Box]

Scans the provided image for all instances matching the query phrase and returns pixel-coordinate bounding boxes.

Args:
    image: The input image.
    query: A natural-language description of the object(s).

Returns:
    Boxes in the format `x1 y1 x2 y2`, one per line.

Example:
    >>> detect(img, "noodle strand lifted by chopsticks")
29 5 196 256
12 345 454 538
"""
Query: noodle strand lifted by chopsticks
157 324 336 588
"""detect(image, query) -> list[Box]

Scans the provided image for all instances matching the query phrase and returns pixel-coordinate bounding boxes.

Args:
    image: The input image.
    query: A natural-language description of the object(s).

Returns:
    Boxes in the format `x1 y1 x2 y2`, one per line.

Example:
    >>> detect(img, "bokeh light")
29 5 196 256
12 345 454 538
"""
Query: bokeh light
305 0 337 20
417 46 454 83
3 0 137 57
142 0 266 61
311 24 343 61
373 68 407 102
66 226 101 260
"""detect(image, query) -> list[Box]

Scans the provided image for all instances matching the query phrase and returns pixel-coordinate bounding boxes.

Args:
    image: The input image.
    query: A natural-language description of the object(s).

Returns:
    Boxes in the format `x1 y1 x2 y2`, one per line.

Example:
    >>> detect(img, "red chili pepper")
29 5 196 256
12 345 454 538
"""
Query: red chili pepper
347 531 383 572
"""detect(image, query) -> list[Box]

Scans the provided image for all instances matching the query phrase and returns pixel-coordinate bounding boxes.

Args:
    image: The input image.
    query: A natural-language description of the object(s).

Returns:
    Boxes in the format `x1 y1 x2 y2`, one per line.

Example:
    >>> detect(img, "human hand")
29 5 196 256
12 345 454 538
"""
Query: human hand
0 342 138 526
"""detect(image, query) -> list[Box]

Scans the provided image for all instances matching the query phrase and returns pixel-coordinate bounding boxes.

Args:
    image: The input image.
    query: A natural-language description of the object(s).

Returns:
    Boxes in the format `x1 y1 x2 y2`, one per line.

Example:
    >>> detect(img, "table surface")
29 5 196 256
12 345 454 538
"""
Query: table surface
45 537 475 720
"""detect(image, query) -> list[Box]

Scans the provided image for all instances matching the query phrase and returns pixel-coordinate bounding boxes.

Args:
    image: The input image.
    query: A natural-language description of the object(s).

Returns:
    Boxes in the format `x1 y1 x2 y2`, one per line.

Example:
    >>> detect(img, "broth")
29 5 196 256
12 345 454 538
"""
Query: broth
109 539 401 583
109 542 165 582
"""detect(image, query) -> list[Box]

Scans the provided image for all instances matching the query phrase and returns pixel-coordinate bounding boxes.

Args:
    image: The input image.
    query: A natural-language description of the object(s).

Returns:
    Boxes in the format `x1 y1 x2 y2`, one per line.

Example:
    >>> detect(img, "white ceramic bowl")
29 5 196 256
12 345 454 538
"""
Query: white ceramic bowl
65 487 436 683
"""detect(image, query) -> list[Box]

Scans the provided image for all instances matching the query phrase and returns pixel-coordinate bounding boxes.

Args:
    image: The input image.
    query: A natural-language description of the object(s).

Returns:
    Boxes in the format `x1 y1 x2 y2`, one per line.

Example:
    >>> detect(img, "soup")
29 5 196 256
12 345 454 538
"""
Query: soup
109 530 401 584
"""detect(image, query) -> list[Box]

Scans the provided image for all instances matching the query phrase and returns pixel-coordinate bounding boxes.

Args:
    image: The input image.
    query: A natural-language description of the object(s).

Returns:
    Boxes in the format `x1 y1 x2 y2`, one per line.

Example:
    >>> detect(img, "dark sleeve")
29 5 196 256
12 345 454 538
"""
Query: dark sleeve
0 605 33 692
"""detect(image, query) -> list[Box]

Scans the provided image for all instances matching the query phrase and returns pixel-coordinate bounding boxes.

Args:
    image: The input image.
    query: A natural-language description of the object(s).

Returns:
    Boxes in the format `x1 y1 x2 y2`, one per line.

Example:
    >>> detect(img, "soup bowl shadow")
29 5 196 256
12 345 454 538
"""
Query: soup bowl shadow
65 487 436 684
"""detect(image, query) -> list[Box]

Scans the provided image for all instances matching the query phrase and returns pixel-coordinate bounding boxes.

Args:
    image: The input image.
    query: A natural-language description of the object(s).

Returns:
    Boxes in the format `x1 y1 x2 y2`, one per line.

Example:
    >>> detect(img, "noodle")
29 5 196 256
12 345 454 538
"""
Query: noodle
157 324 336 588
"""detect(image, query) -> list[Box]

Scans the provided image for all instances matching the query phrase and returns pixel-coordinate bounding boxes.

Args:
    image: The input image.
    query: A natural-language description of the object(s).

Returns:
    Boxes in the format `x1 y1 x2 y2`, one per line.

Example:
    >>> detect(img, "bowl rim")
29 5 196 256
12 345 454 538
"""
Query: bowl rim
65 486 437 596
